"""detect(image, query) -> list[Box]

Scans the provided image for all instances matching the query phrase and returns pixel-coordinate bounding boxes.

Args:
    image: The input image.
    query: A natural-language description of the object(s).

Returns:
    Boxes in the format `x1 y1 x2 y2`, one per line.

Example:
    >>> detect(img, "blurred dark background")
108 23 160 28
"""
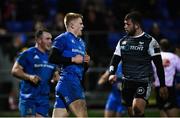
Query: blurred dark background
0 0 180 116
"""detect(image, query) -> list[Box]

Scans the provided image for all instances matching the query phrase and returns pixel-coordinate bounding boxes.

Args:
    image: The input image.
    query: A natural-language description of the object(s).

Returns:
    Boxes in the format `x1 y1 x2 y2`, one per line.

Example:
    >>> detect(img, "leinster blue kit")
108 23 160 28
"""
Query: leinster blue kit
16 47 55 116
106 64 126 113
52 32 86 108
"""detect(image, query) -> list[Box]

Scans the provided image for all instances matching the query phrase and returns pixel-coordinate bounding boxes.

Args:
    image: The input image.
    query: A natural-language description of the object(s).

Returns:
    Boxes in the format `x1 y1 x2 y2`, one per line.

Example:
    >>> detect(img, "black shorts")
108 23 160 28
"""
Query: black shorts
121 80 152 107
155 87 177 110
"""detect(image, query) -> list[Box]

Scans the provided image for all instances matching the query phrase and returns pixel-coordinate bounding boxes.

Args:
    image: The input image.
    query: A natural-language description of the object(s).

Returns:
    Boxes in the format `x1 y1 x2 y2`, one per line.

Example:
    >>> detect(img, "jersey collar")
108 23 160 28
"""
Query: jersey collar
129 32 145 38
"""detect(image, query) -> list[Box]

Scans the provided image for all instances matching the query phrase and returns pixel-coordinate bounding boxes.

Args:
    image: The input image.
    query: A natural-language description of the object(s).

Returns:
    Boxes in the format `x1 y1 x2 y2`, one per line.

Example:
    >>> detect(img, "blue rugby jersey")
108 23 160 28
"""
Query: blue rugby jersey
52 32 86 79
16 47 56 100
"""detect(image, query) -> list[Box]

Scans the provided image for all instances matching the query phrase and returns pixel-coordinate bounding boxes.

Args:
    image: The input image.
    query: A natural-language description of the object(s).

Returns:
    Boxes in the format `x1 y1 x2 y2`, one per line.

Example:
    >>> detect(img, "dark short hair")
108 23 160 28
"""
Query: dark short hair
35 29 49 40
159 38 170 52
125 11 142 28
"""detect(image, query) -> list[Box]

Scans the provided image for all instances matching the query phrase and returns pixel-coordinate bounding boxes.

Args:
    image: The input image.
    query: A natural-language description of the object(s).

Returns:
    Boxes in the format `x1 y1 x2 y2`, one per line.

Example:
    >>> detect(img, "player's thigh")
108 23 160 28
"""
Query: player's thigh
104 110 116 117
166 108 179 117
121 85 134 106
52 108 69 118
35 99 49 117
36 113 44 117
69 99 88 117
56 74 85 105
133 82 151 111
105 95 117 112
132 98 146 113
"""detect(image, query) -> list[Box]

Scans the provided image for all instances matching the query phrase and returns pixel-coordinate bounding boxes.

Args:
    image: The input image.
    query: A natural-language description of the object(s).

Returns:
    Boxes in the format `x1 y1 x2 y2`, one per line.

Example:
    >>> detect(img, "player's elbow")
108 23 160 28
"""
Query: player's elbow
11 69 16 77
11 69 16 76
11 67 18 77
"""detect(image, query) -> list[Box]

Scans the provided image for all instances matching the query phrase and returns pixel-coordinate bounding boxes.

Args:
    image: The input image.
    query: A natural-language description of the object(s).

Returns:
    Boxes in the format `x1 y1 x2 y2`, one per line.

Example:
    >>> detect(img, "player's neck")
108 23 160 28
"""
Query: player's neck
135 28 143 36
67 29 78 37
35 44 46 53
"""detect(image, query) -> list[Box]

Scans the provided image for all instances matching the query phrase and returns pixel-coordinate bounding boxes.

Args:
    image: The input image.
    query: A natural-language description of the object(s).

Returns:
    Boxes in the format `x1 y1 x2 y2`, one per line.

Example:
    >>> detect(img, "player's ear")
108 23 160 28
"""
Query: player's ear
70 22 74 29
135 24 138 29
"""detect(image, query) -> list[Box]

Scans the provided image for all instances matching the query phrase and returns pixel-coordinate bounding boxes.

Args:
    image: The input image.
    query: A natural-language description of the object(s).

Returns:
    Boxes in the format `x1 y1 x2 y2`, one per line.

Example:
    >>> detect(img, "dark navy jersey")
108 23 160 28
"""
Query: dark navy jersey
114 32 161 82
52 32 86 79
16 47 56 99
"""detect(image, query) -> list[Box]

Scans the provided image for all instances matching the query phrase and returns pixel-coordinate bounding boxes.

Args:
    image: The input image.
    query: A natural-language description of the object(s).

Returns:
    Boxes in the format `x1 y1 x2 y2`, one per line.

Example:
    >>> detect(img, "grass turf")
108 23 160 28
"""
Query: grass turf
0 108 160 117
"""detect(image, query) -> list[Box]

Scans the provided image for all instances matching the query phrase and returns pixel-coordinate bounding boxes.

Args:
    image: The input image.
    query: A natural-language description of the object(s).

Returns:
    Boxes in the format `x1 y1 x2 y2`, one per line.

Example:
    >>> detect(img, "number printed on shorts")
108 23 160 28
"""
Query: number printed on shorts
137 87 145 95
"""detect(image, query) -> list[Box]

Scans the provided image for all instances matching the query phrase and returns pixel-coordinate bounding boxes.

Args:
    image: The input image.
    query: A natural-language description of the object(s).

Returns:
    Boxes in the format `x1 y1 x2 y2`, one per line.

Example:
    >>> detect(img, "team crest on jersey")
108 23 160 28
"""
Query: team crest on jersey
34 55 40 59
122 41 127 45
139 41 144 45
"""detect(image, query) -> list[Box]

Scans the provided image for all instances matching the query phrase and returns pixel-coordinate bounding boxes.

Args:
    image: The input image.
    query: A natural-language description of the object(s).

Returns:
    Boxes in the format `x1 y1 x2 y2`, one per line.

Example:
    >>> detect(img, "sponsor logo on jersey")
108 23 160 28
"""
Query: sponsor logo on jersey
72 48 84 55
121 45 144 51
130 45 144 51
34 64 54 69
122 41 127 45
139 41 144 45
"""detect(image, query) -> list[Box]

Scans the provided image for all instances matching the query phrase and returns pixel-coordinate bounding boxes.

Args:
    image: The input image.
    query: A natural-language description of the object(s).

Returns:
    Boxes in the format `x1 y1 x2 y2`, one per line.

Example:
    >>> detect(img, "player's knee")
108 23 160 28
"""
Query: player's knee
133 106 144 116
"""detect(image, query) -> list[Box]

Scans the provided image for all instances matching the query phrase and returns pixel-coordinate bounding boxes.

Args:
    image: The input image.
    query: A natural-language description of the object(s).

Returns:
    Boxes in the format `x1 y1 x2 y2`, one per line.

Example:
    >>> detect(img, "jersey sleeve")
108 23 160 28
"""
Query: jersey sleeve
16 51 28 69
52 35 65 53
114 40 121 56
148 38 161 56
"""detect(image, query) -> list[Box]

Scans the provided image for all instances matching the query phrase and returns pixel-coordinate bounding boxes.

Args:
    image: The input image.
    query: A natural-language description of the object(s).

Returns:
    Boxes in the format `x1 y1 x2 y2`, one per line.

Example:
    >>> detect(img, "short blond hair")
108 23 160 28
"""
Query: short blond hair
64 12 83 29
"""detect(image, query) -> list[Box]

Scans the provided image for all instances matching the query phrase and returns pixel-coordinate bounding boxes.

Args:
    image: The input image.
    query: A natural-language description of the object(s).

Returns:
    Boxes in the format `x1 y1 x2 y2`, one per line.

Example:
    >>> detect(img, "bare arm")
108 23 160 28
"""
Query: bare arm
11 61 40 84
98 71 110 85
51 70 60 83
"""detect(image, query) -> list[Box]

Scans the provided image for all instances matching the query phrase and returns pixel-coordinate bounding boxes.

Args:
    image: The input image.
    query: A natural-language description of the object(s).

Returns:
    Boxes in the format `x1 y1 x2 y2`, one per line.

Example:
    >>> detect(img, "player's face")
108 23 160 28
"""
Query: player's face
40 32 52 51
124 19 136 36
72 18 84 36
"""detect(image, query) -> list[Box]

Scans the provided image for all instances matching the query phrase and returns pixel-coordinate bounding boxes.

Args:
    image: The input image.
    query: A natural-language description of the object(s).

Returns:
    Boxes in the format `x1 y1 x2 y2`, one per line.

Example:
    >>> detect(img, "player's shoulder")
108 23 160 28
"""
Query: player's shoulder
54 32 66 40
140 32 159 46
143 32 160 42
143 32 155 41
119 35 128 43
54 32 75 43
19 47 34 54
17 47 36 60
164 52 179 58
